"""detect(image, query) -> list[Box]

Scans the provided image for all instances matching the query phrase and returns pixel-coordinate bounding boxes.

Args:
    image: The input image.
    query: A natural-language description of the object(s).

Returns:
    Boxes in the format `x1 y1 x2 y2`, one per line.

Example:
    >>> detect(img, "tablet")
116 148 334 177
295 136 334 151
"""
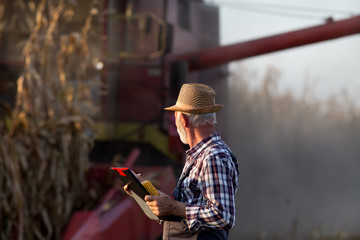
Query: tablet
111 167 149 199
111 167 182 222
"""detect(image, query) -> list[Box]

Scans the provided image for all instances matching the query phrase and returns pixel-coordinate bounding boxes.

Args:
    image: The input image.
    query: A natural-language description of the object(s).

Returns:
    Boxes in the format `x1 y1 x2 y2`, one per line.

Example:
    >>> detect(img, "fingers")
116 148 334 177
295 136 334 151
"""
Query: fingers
131 170 144 182
123 171 143 197
145 196 161 216
145 192 175 216
145 192 164 201
123 183 132 197
145 194 155 201
136 173 144 182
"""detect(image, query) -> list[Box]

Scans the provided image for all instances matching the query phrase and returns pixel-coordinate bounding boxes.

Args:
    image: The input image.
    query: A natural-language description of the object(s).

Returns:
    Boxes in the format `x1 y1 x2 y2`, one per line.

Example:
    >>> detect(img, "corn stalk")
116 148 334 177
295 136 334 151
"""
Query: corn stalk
0 0 100 239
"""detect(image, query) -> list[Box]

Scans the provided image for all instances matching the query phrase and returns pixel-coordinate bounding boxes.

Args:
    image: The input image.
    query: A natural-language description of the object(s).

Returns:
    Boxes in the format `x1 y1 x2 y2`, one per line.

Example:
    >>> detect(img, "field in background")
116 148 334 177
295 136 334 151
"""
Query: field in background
227 64 360 239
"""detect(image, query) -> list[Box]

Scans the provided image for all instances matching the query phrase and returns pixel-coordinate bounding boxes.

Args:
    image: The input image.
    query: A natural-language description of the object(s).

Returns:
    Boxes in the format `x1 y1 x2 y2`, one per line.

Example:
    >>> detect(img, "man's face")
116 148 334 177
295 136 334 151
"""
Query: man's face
175 112 188 144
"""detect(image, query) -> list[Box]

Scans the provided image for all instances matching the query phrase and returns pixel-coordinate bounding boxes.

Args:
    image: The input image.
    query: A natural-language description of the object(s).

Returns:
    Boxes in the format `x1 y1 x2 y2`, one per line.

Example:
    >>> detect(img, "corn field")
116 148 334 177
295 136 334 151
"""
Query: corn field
0 0 101 239
227 64 360 240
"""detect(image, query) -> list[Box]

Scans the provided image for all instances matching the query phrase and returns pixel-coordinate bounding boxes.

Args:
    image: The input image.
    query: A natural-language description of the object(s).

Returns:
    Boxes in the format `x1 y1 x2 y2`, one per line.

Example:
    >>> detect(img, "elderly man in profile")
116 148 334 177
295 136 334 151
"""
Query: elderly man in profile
145 83 239 240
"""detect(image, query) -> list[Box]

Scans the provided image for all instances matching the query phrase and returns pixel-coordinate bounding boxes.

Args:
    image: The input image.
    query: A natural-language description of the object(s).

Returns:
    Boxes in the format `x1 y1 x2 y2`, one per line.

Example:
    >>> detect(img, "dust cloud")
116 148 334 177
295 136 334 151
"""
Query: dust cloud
226 65 360 239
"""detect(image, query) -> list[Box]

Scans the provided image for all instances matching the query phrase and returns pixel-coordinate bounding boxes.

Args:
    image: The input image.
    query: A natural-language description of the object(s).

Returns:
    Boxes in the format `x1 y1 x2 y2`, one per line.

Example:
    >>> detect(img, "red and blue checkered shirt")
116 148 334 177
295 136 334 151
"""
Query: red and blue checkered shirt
179 133 239 231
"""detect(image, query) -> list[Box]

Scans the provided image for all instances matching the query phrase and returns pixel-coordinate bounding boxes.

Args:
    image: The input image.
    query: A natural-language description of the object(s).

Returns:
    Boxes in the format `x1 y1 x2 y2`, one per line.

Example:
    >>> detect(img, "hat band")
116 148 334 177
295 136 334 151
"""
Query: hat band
167 101 223 114
175 101 202 110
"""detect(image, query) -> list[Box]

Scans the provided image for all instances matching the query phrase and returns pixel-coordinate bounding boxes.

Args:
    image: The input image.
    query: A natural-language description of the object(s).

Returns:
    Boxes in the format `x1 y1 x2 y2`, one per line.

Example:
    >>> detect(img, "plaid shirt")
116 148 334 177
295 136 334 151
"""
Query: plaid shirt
179 133 239 232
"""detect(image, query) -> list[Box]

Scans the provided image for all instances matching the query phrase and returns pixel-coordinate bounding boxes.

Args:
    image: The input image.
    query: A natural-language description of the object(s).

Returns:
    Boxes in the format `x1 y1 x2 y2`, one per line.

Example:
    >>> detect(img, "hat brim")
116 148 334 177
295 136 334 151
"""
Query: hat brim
164 104 223 114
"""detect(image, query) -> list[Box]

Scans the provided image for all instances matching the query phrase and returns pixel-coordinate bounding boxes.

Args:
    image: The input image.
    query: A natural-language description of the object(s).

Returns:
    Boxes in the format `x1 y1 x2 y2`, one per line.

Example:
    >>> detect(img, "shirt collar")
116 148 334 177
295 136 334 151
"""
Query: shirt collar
186 132 221 160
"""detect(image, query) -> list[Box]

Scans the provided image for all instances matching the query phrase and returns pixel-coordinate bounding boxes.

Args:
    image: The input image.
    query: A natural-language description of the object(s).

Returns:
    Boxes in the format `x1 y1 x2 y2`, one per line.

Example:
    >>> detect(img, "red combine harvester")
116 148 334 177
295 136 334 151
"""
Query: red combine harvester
1 1 360 239
62 0 360 236
63 2 227 239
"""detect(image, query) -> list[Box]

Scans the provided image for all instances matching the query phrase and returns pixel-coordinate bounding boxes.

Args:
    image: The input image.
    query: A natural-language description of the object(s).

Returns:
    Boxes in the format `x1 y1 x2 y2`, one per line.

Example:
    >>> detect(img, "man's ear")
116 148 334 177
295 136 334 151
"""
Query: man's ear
180 113 189 128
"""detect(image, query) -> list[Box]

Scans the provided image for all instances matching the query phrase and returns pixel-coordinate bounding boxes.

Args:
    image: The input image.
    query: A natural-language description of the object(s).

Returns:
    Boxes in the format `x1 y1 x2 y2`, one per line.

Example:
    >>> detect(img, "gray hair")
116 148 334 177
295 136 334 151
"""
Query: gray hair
183 113 217 127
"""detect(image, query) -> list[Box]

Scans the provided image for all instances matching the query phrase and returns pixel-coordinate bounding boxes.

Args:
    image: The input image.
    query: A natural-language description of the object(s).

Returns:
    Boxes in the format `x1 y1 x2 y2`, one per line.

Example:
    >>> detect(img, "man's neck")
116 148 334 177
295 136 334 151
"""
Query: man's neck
186 124 216 149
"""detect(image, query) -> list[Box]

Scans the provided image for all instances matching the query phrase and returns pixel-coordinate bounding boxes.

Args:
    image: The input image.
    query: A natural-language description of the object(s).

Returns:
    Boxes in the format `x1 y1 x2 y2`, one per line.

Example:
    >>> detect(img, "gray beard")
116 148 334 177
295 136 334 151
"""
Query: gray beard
176 119 188 144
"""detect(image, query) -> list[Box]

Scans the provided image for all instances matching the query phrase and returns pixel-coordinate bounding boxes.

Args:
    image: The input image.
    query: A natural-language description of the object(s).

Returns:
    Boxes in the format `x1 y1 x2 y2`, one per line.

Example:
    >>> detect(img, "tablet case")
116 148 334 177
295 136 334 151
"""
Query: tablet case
111 167 182 222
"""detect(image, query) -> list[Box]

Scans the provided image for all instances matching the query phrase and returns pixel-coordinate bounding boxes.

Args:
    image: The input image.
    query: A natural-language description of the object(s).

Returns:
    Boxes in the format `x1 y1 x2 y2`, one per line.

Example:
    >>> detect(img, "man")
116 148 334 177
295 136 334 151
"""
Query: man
127 83 239 239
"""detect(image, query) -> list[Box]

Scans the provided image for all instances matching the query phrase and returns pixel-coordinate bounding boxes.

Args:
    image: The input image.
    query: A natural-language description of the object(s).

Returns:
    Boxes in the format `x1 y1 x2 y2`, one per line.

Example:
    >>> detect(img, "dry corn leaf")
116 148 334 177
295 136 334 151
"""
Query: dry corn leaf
1 0 100 238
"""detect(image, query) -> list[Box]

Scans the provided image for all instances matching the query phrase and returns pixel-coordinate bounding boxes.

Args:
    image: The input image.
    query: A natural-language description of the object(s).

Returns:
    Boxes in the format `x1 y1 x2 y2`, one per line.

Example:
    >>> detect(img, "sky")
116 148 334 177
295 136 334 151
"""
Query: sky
208 0 360 104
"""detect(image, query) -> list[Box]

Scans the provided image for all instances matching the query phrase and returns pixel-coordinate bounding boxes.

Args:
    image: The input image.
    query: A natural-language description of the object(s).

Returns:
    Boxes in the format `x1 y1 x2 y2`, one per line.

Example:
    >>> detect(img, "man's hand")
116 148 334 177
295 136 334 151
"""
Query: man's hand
145 191 186 218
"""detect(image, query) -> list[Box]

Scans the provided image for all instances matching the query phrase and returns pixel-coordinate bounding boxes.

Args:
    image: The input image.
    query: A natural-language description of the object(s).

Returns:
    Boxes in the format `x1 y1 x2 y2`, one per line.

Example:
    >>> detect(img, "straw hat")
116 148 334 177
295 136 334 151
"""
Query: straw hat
164 83 223 114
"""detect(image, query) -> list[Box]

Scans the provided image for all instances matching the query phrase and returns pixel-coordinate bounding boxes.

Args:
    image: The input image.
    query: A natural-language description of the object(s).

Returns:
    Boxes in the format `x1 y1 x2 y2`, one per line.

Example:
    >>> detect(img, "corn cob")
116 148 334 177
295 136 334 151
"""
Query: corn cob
142 180 160 196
